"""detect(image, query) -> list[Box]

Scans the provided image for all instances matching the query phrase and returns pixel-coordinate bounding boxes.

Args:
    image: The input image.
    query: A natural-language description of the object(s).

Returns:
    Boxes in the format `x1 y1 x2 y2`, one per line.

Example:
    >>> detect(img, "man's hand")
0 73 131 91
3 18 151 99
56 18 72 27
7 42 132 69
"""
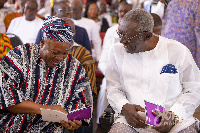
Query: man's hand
121 103 148 128
151 111 175 133
61 120 82 130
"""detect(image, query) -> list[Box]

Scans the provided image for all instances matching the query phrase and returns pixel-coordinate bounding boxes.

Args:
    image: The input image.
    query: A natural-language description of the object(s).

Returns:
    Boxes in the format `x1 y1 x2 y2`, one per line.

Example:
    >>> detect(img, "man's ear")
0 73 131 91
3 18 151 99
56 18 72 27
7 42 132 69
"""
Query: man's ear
143 32 152 41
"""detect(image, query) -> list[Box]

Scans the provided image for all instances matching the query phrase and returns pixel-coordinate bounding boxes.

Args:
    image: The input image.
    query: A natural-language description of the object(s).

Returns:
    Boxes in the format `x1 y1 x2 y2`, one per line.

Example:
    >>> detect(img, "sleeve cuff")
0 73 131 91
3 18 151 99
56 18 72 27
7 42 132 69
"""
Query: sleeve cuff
169 103 187 120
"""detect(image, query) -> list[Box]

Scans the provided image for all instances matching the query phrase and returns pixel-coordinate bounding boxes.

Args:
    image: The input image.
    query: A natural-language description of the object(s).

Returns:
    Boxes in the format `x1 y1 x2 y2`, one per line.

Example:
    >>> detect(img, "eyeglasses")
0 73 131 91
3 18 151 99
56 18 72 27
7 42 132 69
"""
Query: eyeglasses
70 8 80 12
116 29 141 42
56 8 71 12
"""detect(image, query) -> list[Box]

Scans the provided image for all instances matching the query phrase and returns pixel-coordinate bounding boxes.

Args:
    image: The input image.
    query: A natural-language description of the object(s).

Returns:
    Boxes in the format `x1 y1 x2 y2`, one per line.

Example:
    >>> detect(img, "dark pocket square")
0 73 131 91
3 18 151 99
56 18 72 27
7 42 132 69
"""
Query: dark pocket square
160 64 178 74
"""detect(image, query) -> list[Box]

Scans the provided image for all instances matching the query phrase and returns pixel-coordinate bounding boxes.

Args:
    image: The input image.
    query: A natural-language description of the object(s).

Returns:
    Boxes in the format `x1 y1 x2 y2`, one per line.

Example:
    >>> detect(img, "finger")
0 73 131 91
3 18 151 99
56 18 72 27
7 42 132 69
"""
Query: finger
135 105 145 112
135 112 146 123
129 114 147 128
60 120 73 130
68 120 80 129
73 120 82 126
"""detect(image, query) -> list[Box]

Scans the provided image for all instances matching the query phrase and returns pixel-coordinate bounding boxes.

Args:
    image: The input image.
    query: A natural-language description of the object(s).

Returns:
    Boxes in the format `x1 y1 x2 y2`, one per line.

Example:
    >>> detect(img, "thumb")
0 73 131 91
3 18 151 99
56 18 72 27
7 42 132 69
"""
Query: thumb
135 105 145 112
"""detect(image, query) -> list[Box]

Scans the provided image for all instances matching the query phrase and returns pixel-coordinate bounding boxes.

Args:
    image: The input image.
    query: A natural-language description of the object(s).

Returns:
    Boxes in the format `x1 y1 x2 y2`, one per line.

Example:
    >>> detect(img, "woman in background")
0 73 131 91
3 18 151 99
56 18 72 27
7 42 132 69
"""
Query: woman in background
85 1 109 32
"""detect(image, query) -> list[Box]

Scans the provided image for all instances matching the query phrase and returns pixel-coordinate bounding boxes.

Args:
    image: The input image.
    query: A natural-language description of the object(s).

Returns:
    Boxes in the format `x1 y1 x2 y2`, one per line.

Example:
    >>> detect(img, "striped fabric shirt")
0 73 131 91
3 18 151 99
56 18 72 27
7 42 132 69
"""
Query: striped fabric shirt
0 43 93 132
70 43 97 95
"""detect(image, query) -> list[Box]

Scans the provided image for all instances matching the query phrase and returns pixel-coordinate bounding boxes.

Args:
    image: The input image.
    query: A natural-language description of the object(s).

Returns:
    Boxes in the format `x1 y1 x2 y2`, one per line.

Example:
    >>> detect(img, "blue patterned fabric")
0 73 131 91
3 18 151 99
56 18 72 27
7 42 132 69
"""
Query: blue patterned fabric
41 16 73 42
160 64 178 74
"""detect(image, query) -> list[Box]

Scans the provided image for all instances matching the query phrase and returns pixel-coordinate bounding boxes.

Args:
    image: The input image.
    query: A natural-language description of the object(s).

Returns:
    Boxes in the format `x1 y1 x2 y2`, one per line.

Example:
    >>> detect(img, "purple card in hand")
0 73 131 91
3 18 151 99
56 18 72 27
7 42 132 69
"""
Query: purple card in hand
145 101 165 126
67 108 91 121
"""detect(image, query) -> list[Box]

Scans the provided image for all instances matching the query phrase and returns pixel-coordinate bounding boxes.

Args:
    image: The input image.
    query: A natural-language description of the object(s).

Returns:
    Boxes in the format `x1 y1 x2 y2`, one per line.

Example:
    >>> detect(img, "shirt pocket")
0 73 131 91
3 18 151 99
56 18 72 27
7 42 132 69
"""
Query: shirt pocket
160 73 182 100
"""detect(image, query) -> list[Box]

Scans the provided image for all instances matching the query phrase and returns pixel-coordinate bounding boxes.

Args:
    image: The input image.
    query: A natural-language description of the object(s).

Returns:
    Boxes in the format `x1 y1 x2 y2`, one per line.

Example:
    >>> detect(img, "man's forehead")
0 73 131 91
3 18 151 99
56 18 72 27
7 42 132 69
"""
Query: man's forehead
119 20 137 30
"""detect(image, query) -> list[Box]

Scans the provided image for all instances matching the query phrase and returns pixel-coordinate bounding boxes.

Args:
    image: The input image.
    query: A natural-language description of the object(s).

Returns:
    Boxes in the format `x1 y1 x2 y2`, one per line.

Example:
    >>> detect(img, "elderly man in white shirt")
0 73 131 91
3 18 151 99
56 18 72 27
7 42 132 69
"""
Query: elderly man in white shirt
70 0 102 62
7 0 43 44
106 9 200 133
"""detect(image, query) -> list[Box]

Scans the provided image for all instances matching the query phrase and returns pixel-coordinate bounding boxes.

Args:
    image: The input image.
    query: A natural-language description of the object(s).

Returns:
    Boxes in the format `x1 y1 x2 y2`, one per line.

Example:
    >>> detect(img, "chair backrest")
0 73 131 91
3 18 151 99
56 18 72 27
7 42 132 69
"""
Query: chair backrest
6 33 23 48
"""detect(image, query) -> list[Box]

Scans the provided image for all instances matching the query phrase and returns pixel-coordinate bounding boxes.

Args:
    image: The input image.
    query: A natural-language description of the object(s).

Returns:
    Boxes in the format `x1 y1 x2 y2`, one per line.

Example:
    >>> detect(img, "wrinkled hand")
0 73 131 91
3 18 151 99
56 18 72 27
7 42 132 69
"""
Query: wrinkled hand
61 120 82 130
121 103 148 128
151 111 175 133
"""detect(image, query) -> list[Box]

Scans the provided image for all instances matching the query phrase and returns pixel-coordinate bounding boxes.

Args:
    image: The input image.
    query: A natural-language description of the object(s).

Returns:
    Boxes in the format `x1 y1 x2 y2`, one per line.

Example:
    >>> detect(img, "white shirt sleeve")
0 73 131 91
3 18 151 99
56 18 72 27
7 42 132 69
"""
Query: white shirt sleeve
151 1 165 19
0 18 6 34
98 29 114 75
105 45 129 114
169 47 200 120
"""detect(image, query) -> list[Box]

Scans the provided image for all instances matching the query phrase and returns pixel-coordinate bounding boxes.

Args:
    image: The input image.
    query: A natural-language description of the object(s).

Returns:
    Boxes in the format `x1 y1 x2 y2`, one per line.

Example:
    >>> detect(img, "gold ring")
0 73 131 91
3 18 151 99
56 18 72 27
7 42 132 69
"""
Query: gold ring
68 126 73 129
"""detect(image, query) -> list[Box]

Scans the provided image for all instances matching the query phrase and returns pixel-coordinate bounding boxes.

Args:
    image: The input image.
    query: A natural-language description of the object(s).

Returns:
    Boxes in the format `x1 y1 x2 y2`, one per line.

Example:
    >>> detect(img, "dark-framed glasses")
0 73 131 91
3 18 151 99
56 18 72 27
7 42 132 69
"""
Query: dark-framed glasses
70 7 80 12
56 8 71 12
116 29 141 42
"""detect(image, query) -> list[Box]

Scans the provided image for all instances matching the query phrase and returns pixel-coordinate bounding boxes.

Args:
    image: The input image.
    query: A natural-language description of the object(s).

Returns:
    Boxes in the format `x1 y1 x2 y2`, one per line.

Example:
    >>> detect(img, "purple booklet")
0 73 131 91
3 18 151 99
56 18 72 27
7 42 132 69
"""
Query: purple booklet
145 101 165 126
67 107 91 121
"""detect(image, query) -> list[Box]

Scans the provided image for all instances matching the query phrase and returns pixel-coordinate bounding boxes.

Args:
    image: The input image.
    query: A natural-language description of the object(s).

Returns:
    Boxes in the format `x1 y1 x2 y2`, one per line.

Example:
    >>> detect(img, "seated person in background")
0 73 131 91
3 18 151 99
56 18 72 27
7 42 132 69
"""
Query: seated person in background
0 32 12 60
70 0 102 62
84 1 109 32
106 9 200 133
63 17 96 133
151 0 171 19
150 13 162 35
3 0 26 30
62 17 97 96
96 1 132 124
97 0 113 27
4 0 45 31
6 0 43 44
0 16 93 132
35 1 92 54
0 0 10 33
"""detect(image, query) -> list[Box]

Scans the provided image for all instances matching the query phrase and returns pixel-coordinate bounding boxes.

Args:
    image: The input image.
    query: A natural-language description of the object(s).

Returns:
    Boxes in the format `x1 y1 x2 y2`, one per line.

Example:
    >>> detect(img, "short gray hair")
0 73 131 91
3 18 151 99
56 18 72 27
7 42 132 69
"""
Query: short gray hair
122 9 154 32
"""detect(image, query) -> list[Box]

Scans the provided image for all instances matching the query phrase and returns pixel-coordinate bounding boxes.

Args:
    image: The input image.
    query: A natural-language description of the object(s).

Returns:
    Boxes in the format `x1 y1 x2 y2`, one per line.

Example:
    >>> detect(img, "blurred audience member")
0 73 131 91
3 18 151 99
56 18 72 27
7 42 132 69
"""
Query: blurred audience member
37 0 51 18
97 0 112 27
151 0 171 19
70 0 102 62
7 0 43 44
0 0 10 33
4 0 45 31
35 1 92 53
97 1 132 124
0 33 12 61
85 1 109 32
162 0 200 68
151 13 162 35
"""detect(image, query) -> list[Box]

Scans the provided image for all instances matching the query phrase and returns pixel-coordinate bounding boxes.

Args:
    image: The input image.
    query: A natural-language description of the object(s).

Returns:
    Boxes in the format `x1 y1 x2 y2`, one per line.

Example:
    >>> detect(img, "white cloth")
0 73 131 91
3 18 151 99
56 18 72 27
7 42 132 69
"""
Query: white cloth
105 36 200 132
72 17 102 62
151 1 165 19
7 16 44 44
99 13 113 27
0 18 6 34
96 24 119 123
